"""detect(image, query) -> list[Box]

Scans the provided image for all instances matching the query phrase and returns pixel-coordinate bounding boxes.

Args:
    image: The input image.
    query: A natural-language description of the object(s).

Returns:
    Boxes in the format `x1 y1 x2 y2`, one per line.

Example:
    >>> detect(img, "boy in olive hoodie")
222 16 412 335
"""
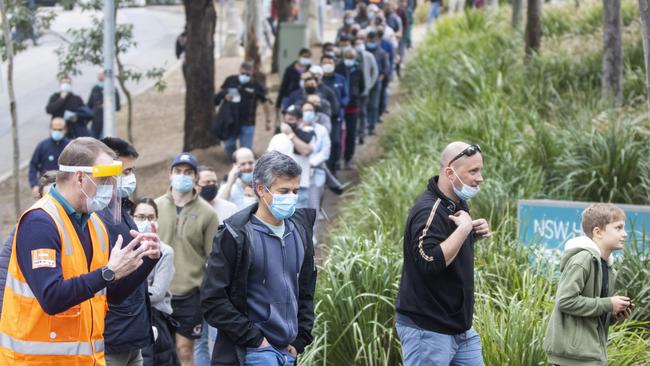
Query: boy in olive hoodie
544 203 634 366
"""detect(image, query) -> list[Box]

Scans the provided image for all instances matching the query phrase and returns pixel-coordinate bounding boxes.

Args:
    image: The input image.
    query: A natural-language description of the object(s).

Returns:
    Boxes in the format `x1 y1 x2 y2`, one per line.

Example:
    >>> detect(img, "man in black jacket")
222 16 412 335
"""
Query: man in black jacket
100 137 157 366
396 141 490 366
45 76 85 119
214 62 271 160
336 47 365 167
276 48 312 111
88 69 121 139
201 150 317 366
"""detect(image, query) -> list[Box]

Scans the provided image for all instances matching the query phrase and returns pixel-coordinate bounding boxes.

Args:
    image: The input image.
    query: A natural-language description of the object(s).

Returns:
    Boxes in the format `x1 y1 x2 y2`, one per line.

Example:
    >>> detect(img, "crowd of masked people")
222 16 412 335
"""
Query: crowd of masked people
8 1 420 365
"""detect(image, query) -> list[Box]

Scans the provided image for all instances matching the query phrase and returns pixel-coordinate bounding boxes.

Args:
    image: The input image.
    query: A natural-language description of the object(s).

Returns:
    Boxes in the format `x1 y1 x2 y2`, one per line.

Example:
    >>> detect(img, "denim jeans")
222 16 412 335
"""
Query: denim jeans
245 345 296 366
367 82 382 133
428 1 441 27
396 322 484 366
194 320 218 366
224 125 256 161
105 349 143 366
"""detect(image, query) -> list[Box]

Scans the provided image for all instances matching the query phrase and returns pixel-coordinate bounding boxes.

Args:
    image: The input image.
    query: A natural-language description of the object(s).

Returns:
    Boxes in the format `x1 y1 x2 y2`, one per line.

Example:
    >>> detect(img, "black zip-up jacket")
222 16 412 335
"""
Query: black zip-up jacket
335 62 365 107
100 199 156 354
396 176 476 335
201 204 317 366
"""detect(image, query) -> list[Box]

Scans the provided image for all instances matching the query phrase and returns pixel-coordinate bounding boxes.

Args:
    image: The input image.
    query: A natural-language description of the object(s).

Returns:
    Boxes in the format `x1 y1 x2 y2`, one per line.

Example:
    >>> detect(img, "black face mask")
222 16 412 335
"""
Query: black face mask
305 86 317 94
200 184 218 202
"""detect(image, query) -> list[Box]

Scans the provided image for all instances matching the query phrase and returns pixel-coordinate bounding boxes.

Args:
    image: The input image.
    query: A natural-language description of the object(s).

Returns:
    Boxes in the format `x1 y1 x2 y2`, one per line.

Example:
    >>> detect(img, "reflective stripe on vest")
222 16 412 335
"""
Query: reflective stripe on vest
88 214 108 254
0 333 94 356
39 199 74 256
5 271 34 298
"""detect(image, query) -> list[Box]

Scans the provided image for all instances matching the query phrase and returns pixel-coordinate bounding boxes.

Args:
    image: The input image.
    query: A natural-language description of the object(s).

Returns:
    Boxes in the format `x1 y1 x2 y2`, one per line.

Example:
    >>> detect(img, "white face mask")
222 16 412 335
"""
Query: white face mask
135 220 155 233
322 64 335 74
451 169 480 201
82 176 114 212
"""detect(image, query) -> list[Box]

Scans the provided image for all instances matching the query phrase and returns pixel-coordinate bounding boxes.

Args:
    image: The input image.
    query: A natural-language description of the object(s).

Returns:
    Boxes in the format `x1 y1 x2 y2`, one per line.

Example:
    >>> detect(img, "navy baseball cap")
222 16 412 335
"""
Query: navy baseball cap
171 152 198 172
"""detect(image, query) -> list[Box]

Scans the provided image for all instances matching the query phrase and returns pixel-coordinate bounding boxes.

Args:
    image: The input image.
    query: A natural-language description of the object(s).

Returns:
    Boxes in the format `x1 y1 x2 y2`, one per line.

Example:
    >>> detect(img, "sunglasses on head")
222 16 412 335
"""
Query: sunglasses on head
448 144 482 166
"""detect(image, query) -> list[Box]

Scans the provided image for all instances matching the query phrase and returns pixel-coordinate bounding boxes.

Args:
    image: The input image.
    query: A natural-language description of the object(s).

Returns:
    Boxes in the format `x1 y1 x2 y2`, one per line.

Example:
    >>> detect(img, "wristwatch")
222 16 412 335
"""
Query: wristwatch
101 266 116 283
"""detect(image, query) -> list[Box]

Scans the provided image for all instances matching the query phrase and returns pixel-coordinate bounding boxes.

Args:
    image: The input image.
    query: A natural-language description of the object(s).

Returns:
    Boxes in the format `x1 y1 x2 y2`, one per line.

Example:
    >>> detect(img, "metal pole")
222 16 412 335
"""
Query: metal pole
103 0 116 138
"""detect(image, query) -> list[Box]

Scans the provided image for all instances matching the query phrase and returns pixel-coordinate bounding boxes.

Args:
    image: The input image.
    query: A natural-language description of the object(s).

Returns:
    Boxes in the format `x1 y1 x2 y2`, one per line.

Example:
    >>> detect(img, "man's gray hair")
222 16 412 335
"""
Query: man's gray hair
252 151 302 190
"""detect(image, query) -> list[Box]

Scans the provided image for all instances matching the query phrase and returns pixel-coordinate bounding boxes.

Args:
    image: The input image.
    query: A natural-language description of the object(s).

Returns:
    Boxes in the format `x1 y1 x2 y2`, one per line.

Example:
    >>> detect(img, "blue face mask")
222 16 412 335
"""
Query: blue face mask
344 59 356 67
117 174 137 198
263 186 298 220
345 18 354 25
303 110 315 123
172 174 194 193
82 176 114 213
240 172 254 185
238 74 251 84
51 130 65 141
355 44 365 53
452 169 480 201
366 42 377 50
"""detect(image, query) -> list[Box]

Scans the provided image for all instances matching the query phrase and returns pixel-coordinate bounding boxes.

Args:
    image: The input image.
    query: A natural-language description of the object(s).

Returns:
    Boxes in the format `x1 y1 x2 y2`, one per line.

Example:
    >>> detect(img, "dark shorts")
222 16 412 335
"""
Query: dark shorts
171 288 203 340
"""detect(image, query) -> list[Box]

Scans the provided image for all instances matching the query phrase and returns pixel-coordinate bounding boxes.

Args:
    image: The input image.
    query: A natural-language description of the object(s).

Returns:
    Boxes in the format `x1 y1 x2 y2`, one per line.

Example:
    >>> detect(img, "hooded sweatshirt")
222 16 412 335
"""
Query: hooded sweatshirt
543 236 617 366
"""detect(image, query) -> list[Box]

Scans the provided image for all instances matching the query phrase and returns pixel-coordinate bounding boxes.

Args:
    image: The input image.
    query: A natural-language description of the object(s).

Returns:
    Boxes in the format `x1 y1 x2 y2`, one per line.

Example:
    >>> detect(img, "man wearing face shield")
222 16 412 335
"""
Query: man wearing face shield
0 137 161 365
100 137 157 366
201 150 317 365
395 142 490 366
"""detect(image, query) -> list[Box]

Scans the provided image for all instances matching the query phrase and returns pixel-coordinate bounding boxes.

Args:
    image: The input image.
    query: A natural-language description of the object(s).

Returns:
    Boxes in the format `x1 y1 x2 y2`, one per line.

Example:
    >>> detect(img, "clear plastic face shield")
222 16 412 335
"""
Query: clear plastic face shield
59 161 123 224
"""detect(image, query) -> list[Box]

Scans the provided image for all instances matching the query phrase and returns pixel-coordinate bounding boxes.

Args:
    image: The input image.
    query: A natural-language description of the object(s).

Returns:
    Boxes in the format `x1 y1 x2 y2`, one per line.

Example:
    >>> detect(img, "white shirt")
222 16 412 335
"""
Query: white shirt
212 197 239 224
267 133 313 188
217 179 256 211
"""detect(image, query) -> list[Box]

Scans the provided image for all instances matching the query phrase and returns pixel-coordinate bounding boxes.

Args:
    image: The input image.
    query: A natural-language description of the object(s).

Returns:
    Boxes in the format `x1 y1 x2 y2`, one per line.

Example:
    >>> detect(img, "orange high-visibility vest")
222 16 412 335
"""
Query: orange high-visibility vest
0 194 110 365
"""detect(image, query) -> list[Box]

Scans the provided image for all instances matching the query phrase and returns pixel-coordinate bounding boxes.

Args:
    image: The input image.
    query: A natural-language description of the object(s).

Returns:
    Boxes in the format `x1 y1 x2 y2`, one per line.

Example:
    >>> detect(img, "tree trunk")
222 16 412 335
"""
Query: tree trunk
115 53 134 142
245 0 261 69
602 0 623 106
525 0 542 59
272 0 292 73
1 0 22 219
639 0 650 121
512 0 525 30
182 0 217 151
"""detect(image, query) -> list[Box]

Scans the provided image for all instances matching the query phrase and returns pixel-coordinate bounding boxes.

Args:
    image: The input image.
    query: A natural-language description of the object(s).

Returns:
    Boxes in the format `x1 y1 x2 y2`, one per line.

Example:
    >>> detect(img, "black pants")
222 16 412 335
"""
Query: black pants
344 110 359 163
327 118 343 172
142 308 181 366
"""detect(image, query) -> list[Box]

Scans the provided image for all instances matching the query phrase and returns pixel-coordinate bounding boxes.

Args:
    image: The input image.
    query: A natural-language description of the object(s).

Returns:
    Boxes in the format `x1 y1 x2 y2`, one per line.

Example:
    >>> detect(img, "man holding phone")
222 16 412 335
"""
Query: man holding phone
395 141 490 366
218 147 258 210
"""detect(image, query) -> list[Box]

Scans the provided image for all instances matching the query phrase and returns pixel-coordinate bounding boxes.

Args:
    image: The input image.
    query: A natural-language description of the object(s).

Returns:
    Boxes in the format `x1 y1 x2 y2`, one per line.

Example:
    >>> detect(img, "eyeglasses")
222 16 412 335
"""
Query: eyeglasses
448 144 482 166
133 214 156 222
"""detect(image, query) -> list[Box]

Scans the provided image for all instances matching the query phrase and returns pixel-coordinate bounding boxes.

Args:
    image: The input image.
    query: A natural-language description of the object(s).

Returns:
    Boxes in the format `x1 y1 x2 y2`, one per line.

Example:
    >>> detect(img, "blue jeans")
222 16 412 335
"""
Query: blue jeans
428 1 441 27
396 322 484 366
367 82 382 133
224 125 255 161
245 345 296 366
194 320 218 366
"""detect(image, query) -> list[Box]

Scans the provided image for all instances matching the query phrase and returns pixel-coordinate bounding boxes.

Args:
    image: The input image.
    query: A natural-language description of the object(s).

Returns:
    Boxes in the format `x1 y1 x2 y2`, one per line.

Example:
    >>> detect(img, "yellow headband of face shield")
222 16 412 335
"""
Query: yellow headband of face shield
59 161 123 178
